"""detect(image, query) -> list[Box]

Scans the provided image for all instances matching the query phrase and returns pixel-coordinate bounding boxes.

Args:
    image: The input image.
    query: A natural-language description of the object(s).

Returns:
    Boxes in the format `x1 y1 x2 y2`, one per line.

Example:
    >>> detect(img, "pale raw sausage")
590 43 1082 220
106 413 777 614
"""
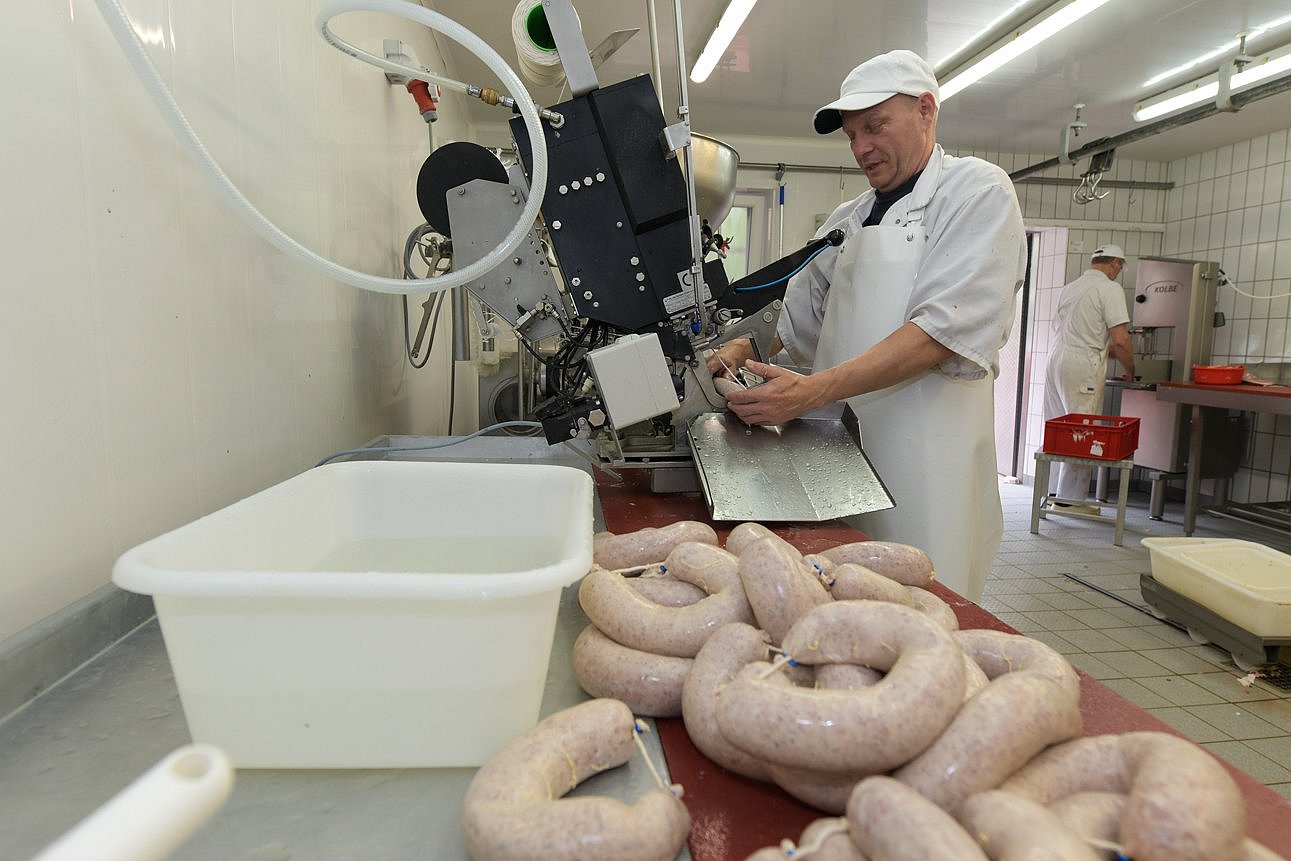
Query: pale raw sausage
819 541 936 587
626 573 707 607
954 628 1080 703
679 622 773 782
958 790 1102 860
593 521 718 570
738 535 832 645
894 672 1083 813
460 698 690 861
908 586 959 630
579 542 754 658
715 601 965 773
745 817 864 861
828 562 914 605
847 776 988 860
571 625 692 717
1000 731 1246 861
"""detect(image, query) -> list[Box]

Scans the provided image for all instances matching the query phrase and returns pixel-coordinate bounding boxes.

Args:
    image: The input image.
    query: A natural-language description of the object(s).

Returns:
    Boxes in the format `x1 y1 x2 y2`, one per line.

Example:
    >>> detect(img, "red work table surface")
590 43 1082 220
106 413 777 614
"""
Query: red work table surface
595 471 1291 860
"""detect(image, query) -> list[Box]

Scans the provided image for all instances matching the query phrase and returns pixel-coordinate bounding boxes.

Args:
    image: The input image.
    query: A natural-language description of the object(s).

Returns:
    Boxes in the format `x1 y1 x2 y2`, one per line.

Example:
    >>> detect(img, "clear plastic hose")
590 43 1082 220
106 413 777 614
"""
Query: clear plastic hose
91 0 547 296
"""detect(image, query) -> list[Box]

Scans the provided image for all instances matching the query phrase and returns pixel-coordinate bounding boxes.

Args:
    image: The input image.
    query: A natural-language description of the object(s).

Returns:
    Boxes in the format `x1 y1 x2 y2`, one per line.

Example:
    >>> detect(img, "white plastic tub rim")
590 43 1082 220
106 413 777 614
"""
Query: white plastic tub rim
1142 536 1291 599
112 460 593 601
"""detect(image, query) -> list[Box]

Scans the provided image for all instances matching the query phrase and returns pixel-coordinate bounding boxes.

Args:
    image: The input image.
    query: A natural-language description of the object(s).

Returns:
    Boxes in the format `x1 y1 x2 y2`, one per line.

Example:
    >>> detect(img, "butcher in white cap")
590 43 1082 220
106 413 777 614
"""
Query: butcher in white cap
1043 243 1135 512
709 49 1027 602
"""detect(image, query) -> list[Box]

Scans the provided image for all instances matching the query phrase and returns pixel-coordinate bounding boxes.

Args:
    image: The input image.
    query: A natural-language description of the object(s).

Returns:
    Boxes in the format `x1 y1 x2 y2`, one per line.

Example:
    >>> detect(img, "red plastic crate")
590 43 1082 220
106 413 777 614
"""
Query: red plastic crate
1043 413 1140 461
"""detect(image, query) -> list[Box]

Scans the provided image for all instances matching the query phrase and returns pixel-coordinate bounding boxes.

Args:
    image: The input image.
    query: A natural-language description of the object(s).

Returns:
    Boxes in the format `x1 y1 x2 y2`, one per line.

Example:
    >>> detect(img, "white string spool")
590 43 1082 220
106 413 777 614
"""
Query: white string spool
511 0 568 88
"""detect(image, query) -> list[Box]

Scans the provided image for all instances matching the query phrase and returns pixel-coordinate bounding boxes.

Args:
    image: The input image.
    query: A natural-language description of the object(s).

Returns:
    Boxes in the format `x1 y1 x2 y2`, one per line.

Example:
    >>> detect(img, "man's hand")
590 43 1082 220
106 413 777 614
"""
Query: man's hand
723 360 828 426
705 339 756 378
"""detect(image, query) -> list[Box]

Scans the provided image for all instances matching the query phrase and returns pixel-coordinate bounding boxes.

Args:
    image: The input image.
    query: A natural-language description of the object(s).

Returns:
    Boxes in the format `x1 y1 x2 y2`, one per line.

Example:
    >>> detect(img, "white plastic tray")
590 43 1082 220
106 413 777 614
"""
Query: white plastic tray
1141 537 1291 638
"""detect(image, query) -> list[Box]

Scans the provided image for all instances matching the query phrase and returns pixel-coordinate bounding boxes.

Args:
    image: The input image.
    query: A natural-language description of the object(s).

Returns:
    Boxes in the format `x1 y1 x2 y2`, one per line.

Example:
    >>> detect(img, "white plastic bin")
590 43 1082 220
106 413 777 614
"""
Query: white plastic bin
1141 537 1291 638
113 460 593 769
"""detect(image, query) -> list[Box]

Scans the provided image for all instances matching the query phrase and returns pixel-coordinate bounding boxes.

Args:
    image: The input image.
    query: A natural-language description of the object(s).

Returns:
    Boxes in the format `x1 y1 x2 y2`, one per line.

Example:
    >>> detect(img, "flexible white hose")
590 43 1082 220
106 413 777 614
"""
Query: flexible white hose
91 0 547 296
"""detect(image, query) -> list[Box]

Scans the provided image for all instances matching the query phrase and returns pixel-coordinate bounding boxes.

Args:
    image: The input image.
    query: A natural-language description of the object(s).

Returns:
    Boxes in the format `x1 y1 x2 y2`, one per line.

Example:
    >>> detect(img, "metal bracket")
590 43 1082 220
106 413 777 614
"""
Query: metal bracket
1059 103 1086 166
659 121 692 160
541 0 599 96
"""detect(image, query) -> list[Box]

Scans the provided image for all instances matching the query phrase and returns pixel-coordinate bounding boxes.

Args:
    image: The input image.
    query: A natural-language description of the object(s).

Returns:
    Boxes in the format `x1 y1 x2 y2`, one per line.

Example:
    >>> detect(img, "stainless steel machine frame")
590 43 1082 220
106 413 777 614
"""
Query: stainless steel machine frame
1120 256 1221 475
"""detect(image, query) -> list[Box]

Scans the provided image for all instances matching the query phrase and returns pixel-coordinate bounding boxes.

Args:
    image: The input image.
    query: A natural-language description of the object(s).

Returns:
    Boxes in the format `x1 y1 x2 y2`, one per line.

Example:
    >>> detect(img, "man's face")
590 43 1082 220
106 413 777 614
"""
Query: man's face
841 94 936 194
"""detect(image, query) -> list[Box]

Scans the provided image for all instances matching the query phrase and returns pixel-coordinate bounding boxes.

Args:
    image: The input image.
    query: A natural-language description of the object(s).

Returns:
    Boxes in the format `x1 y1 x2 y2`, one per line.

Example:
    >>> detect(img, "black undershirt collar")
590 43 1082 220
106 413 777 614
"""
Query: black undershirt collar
862 169 924 227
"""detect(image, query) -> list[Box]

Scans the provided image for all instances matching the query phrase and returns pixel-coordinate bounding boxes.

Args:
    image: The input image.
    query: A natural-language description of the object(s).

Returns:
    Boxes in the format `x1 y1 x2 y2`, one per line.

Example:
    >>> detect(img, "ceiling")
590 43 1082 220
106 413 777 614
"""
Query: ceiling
423 0 1291 171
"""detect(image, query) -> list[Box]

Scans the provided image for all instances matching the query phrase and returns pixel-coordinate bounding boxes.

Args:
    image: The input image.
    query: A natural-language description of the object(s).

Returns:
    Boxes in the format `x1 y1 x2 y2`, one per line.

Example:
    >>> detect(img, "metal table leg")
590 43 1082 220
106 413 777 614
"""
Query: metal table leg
1183 403 1204 535
1114 462 1131 545
1031 455 1051 534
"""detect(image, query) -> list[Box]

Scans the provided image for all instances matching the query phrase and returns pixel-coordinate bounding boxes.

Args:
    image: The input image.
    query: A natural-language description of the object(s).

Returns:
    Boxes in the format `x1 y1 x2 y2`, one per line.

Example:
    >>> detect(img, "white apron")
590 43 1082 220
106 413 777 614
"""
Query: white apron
814 177 1002 602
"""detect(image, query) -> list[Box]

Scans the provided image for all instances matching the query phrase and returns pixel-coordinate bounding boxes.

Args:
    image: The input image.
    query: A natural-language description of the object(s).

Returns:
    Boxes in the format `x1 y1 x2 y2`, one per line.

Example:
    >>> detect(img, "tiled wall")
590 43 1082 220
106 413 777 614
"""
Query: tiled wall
1163 131 1291 504
951 151 1169 484
1 0 470 639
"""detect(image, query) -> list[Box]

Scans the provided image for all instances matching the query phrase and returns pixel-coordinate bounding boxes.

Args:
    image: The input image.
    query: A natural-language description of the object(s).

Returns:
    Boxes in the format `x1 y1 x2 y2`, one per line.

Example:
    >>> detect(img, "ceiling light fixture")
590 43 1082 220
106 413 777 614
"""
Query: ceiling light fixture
690 0 757 84
1142 12 1291 88
1133 42 1291 121
938 0 1114 102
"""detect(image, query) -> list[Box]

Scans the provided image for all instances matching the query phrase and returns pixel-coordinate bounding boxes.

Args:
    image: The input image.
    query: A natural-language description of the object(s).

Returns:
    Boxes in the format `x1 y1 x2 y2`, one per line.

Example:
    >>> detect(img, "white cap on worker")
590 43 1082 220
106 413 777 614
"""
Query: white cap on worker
1092 244 1126 260
813 50 940 135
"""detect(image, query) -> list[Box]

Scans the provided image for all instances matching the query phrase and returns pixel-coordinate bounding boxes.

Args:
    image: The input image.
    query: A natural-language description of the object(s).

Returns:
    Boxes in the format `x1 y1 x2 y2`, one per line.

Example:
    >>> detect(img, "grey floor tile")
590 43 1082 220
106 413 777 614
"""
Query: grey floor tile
994 612 1042 634
1189 704 1287 740
1060 629 1130 653
1200 741 1291 784
1035 591 1099 611
1241 699 1291 733
1189 671 1282 703
1022 610 1089 631
1243 735 1291 761
1067 652 1123 680
1137 648 1231 676
1103 627 1179 651
996 594 1058 612
1147 706 1232 743
1099 678 1174 709
1137 675 1228 707
1026 630 1082 656
1096 650 1174 678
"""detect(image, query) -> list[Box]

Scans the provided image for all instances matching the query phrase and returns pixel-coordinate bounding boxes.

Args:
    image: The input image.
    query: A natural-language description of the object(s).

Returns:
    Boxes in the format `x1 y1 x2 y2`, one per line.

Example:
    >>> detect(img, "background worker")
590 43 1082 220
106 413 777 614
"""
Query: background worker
707 50 1026 602
1042 244 1135 510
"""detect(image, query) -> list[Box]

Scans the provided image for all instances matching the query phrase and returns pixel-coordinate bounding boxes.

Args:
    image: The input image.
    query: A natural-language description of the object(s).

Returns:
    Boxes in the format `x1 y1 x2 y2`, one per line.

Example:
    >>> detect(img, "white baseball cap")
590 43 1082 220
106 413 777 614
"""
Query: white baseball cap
1092 244 1126 260
813 50 940 135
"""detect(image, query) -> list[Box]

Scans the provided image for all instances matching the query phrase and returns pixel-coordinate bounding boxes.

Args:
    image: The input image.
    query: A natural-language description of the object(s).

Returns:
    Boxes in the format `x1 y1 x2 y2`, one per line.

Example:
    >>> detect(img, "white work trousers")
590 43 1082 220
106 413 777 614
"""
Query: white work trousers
1043 352 1106 501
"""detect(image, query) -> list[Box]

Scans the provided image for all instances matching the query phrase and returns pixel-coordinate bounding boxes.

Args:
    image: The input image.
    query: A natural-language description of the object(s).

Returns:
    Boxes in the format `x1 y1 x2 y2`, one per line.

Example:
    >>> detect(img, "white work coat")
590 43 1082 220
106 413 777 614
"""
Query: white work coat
1043 268 1131 500
777 145 1026 601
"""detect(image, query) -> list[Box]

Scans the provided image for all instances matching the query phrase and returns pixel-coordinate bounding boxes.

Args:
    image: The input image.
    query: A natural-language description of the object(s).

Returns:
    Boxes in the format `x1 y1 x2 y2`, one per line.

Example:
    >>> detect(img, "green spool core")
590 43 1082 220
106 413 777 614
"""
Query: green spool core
525 6 558 52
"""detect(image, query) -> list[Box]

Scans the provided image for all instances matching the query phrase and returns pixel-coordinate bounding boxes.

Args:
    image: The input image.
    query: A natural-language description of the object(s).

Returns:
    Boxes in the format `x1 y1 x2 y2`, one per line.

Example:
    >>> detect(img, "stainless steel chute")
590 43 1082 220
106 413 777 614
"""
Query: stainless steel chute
687 404 895 522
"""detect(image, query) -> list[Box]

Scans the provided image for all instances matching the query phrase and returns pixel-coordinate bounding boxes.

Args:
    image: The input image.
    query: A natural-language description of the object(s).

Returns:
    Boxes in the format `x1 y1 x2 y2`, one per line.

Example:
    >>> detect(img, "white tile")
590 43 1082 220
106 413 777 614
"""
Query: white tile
1197 178 1215 212
1261 203 1281 245
1276 238 1291 281
1265 162 1285 203
1257 242 1278 281
1213 175 1232 212
1217 145 1234 176
1229 172 1249 211
1250 134 1270 169
1247 168 1267 208
1268 129 1288 165
1185 153 1201 185
1233 139 1251 174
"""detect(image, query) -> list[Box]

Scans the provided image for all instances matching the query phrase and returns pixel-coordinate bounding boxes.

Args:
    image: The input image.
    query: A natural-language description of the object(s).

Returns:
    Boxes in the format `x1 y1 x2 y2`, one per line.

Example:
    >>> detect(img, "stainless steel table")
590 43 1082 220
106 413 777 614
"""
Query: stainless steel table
1155 382 1291 535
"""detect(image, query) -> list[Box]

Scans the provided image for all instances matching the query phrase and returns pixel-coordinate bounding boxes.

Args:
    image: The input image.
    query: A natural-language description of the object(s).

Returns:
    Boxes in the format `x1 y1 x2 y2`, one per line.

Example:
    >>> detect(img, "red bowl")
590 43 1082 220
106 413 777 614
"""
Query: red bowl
1192 364 1245 385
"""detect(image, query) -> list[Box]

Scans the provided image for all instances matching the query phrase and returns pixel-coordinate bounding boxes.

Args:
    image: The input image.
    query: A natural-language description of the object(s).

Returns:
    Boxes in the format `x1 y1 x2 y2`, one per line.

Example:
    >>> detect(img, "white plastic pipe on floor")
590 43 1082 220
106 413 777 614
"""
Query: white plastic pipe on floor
33 744 234 861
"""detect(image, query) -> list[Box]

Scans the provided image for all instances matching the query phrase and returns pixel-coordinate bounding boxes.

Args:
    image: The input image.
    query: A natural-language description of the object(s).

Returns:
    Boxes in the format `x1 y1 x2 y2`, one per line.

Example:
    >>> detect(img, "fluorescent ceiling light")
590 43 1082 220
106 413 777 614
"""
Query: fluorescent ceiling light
1133 43 1291 121
1142 11 1291 88
939 0 1114 102
690 0 757 84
